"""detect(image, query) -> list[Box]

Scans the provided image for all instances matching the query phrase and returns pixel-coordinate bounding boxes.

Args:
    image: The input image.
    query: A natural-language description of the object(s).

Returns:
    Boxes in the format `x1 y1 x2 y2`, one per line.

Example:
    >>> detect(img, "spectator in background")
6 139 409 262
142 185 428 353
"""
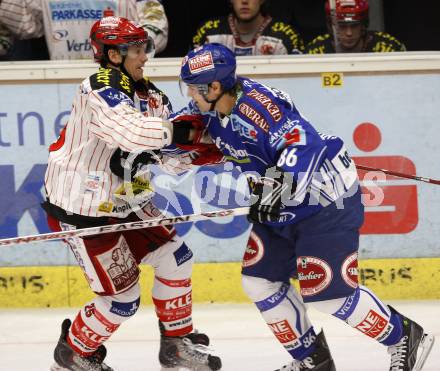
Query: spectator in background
0 0 168 60
192 0 304 55
0 23 13 60
305 0 405 54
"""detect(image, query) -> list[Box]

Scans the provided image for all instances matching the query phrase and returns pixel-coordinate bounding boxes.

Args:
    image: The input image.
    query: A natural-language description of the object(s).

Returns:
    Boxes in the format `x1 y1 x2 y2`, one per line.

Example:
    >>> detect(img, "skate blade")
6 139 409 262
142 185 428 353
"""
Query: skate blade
413 333 435 371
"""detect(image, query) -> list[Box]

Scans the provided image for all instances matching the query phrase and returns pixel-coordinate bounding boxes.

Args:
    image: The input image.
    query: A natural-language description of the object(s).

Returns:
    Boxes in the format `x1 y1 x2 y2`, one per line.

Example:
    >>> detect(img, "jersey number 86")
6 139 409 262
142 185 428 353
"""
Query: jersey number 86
277 148 298 167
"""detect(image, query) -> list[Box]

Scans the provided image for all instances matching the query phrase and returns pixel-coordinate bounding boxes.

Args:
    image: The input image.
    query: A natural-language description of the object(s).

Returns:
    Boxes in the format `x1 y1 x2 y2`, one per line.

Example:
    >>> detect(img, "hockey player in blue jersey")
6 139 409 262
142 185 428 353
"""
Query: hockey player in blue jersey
173 43 435 371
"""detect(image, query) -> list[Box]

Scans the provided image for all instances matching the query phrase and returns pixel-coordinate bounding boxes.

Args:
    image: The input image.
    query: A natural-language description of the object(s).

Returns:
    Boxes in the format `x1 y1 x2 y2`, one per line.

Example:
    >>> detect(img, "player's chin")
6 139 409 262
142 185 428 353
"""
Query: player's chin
134 68 144 80
341 41 358 49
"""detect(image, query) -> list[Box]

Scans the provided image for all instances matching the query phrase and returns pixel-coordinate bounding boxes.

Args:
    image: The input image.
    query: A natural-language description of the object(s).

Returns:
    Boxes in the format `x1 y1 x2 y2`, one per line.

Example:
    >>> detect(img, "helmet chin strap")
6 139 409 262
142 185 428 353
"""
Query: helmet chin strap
204 90 226 112
107 50 132 80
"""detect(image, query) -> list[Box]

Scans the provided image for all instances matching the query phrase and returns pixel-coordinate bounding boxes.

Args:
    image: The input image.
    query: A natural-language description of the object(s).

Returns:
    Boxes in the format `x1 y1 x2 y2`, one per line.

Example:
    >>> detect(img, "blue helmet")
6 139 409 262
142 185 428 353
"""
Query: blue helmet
180 43 237 91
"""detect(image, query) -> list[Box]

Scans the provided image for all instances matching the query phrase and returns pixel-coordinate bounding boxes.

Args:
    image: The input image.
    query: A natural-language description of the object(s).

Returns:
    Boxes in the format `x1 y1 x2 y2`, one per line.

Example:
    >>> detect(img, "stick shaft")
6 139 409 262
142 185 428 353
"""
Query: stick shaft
2 165 438 246
356 164 440 185
0 207 250 246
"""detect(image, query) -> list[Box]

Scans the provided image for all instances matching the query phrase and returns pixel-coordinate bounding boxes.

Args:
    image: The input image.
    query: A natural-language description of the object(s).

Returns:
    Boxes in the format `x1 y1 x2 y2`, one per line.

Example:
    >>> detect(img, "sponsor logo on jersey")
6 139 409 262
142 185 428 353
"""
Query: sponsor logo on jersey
247 89 282 122
270 121 306 150
214 137 250 163
188 52 215 74
268 320 301 349
84 174 100 193
297 256 333 296
51 9 104 21
230 114 258 141
341 252 359 288
269 119 300 144
238 102 270 132
98 88 134 108
355 310 389 339
242 231 264 267
173 243 193 266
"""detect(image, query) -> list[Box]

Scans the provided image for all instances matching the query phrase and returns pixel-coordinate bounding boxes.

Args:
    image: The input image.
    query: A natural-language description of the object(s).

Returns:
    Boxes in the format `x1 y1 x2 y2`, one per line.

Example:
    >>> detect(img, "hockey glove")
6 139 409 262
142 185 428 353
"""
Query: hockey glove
170 114 225 166
171 114 207 146
110 148 160 179
248 169 290 224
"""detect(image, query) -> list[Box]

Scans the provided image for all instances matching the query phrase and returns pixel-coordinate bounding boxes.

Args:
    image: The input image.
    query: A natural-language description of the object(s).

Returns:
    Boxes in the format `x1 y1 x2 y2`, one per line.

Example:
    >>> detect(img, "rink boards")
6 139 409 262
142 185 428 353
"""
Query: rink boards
0 257 439 308
1 54 440 307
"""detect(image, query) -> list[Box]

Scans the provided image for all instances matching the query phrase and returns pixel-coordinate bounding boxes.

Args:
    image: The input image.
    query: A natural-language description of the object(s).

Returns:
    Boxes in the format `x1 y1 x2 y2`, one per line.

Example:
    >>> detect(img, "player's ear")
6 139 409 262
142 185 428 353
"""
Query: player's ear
108 48 122 65
210 81 222 93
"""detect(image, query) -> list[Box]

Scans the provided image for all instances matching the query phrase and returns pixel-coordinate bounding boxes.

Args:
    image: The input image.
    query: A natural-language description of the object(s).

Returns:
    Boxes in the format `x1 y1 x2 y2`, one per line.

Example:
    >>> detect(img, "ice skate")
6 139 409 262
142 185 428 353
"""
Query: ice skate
50 319 113 371
387 307 435 371
158 321 222 370
275 331 336 371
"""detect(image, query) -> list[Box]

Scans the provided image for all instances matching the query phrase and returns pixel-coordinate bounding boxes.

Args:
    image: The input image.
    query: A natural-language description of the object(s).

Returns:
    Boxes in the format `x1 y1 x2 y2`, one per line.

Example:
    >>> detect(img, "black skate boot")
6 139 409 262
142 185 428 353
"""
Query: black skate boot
50 319 113 371
275 331 336 371
387 307 435 371
158 321 222 370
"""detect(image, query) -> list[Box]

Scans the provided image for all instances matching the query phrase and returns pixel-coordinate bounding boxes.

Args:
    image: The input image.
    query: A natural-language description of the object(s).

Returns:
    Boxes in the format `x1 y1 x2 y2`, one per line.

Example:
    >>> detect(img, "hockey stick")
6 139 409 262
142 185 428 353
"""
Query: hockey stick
2 165 437 246
355 164 440 185
0 207 250 247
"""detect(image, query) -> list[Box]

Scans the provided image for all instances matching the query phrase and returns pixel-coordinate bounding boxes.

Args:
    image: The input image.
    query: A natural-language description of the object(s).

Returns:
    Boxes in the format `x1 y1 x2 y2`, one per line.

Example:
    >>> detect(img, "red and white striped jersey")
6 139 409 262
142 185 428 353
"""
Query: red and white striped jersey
0 0 168 59
44 67 175 219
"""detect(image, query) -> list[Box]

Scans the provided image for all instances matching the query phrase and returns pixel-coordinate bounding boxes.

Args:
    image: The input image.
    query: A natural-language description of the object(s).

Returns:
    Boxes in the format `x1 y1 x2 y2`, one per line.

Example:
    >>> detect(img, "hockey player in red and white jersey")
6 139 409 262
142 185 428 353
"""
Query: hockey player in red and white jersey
0 0 169 59
43 17 221 371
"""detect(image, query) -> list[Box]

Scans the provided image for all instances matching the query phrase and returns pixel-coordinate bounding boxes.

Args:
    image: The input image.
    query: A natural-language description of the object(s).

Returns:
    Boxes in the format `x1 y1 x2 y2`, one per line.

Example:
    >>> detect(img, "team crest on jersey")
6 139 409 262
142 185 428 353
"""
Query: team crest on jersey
242 231 264 267
188 52 215 74
341 252 359 288
297 256 333 296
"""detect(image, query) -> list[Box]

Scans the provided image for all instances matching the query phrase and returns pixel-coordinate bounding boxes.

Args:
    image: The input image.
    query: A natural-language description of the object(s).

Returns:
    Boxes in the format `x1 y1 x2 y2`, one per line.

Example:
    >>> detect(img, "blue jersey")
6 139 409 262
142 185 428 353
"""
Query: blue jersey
176 77 359 226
